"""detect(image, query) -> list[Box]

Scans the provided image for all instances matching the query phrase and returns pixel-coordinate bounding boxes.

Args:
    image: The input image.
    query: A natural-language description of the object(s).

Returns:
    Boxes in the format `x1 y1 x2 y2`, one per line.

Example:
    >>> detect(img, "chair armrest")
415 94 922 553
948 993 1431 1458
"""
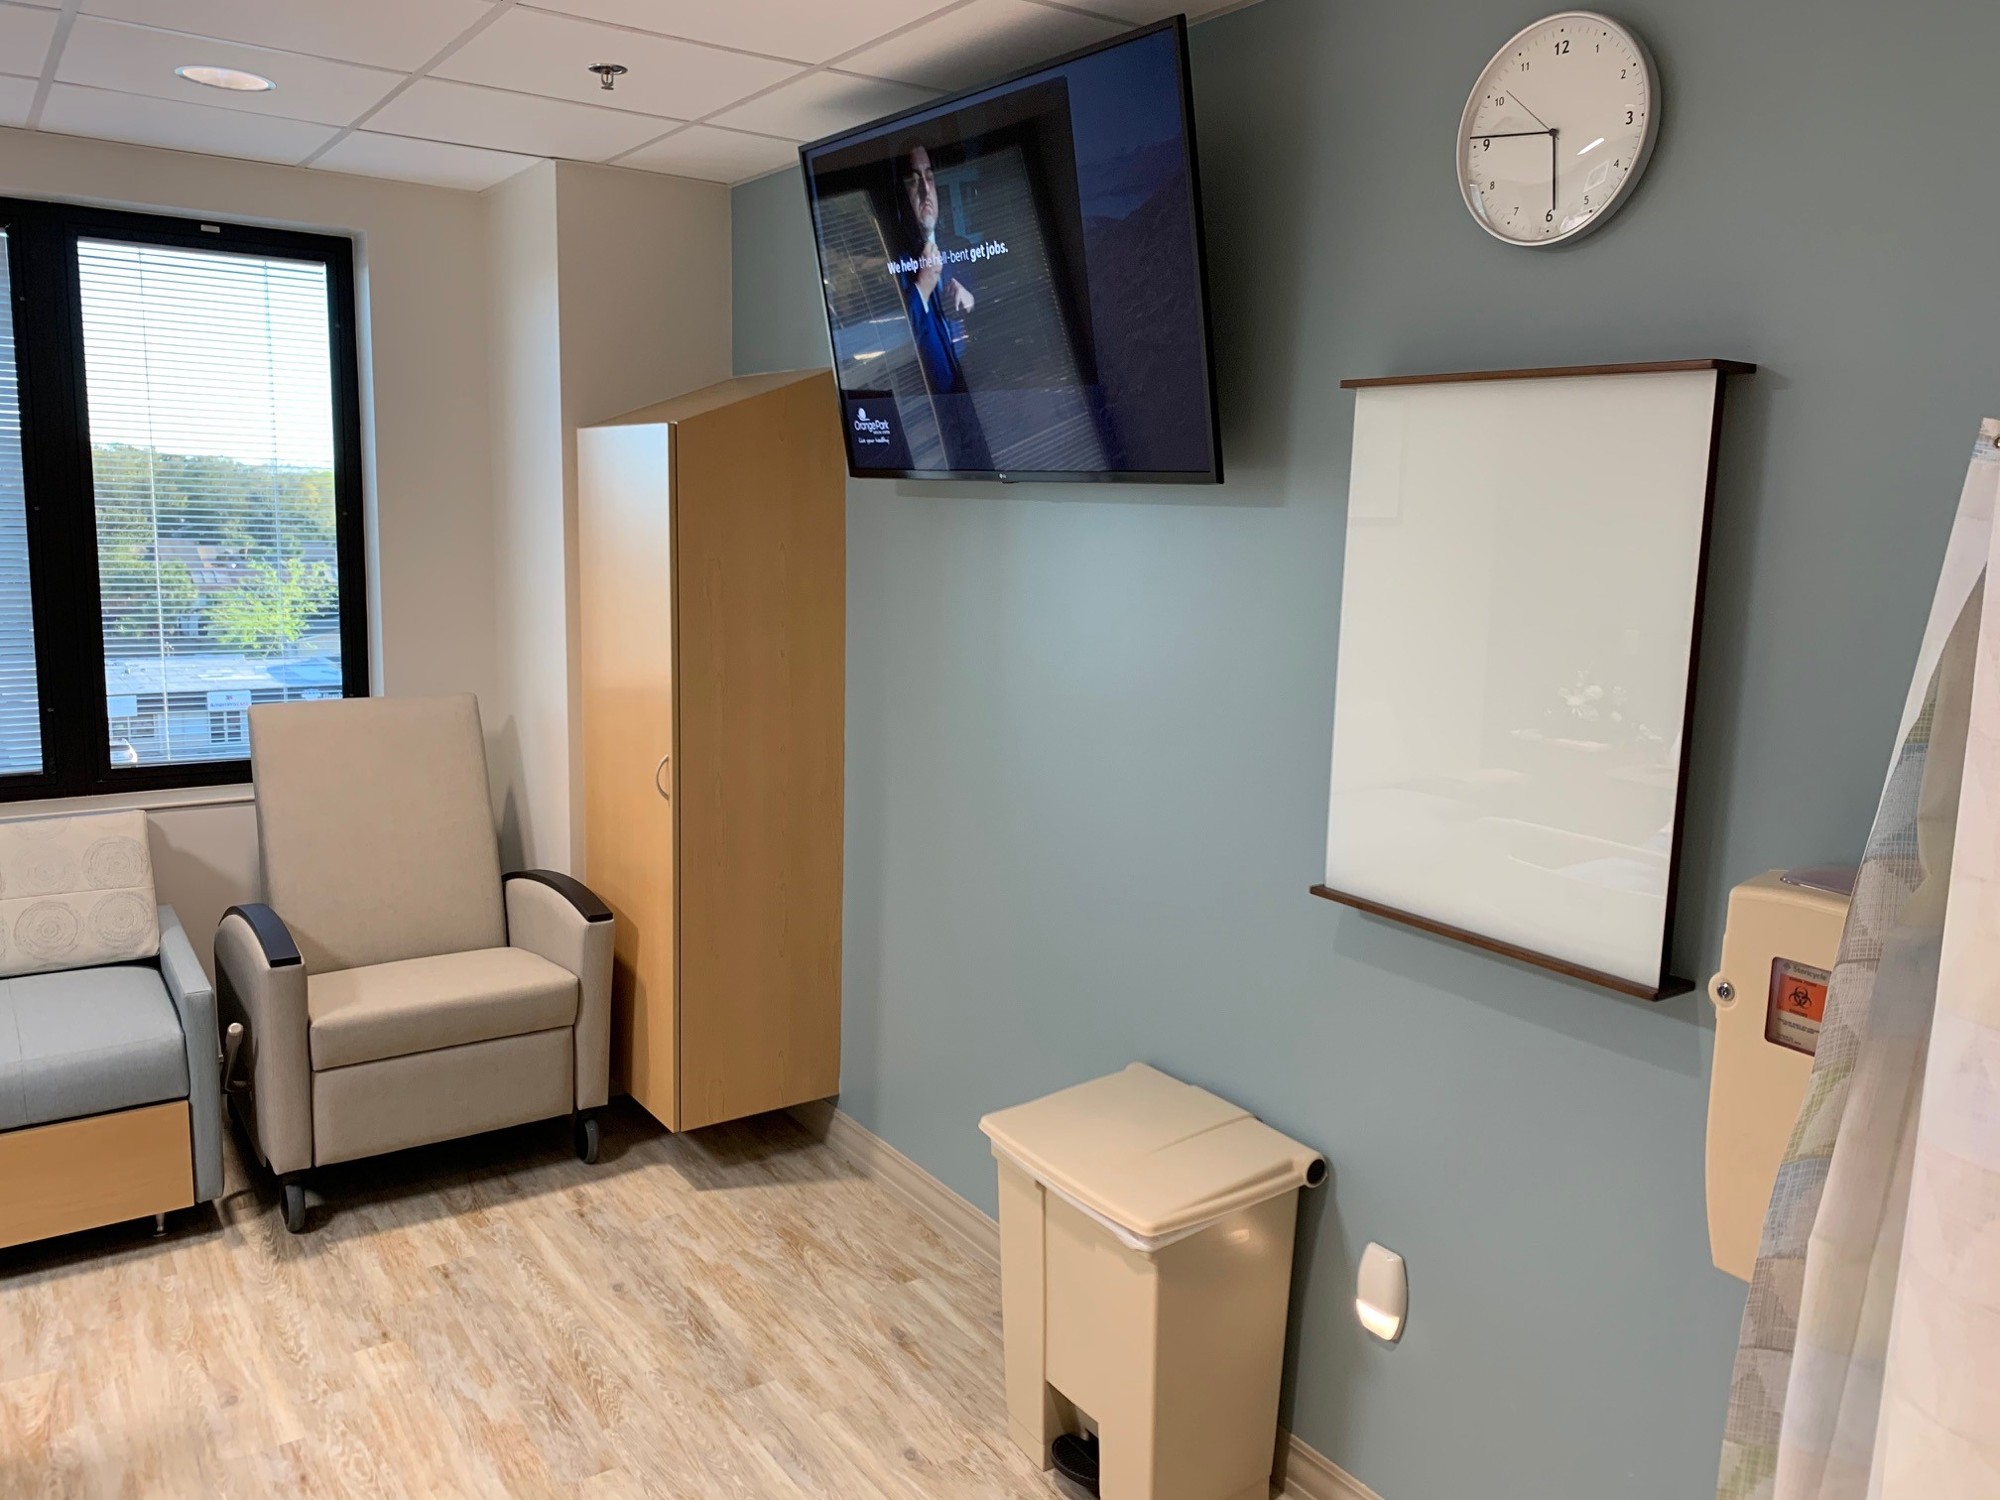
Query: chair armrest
216 905 313 1175
504 869 612 924
157 905 223 1204
225 902 302 967
504 872 614 1111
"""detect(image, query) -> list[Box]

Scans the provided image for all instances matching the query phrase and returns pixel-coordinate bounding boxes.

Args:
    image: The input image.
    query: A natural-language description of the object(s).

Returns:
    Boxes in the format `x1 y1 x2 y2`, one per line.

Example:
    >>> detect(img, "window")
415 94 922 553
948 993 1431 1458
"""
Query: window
0 232 44 777
0 199 366 798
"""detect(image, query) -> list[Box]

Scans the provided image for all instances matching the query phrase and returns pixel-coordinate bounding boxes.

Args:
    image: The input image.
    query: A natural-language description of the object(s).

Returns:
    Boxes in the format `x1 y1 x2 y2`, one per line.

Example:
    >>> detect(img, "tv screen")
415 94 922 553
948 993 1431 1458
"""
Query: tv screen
799 19 1221 483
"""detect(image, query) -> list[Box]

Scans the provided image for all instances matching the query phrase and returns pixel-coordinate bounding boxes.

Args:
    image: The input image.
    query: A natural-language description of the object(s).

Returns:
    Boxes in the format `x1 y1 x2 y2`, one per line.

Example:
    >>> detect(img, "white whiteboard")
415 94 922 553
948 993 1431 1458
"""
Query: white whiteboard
1322 366 1728 994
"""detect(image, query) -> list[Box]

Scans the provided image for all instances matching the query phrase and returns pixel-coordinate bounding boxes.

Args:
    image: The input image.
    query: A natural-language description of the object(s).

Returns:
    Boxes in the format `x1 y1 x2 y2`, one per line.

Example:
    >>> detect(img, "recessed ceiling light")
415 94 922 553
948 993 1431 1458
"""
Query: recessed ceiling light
175 65 275 93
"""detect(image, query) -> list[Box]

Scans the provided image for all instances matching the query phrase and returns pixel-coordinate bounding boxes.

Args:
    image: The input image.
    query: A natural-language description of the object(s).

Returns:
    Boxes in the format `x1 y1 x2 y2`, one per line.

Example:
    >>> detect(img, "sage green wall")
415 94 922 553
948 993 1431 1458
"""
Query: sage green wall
731 1 1995 1493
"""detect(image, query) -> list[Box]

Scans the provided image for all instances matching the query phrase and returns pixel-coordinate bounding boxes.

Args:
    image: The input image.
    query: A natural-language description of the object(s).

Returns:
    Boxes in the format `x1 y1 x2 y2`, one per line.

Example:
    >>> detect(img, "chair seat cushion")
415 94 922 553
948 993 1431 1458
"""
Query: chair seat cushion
308 948 579 1071
0 967 189 1131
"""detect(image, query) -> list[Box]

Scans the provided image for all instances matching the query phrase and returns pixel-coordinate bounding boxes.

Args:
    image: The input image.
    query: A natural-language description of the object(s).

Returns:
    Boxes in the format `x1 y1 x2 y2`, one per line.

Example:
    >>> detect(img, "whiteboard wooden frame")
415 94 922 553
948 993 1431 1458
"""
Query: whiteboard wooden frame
1313 360 1752 1000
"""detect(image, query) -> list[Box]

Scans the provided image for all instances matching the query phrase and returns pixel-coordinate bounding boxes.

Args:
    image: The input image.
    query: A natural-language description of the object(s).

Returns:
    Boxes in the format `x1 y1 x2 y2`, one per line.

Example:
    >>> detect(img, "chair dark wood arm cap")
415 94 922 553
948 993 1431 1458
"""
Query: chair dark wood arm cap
504 870 613 924
223 903 303 968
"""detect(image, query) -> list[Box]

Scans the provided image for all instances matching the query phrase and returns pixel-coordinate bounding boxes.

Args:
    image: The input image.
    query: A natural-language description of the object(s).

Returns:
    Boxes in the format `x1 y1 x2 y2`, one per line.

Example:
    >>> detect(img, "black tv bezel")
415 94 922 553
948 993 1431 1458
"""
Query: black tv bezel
797 15 1223 486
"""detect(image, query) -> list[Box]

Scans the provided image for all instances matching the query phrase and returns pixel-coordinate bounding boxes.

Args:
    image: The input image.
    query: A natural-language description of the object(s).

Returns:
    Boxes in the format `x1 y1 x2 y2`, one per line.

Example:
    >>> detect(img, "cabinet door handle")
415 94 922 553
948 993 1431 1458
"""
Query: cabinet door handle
654 754 671 801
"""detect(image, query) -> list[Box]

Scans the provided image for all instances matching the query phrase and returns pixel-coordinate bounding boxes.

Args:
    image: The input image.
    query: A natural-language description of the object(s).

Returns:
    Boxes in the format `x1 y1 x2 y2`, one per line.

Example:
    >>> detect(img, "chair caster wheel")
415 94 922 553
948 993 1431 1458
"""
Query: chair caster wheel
282 1182 307 1234
574 1113 600 1164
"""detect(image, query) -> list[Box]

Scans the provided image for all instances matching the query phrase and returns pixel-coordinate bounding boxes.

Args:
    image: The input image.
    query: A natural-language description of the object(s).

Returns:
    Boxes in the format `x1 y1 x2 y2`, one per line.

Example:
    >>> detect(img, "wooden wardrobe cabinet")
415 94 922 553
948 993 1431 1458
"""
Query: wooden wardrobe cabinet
577 370 844 1131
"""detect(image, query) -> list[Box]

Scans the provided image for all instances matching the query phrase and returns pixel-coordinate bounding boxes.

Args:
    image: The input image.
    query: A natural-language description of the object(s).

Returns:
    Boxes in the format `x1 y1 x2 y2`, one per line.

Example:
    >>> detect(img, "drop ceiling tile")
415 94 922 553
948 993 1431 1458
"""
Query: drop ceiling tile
367 77 672 161
57 16 403 126
843 0 1124 90
528 0 955 67
619 123 799 183
1052 0 1150 18
1051 0 1201 20
77 0 494 71
0 74 35 129
39 82 339 164
313 130 539 191
710 69 932 143
436 8 799 122
0 3 59 75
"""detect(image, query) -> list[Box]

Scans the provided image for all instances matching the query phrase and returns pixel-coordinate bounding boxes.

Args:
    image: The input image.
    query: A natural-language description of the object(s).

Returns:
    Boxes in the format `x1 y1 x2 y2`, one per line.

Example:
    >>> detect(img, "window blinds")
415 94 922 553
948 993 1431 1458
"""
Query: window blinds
0 234 45 776
76 238 342 768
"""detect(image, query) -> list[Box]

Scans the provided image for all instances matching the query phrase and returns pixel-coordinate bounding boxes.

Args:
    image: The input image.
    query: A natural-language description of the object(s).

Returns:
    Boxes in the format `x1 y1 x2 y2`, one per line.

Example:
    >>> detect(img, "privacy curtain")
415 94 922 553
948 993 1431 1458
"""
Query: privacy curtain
1720 421 2000 1498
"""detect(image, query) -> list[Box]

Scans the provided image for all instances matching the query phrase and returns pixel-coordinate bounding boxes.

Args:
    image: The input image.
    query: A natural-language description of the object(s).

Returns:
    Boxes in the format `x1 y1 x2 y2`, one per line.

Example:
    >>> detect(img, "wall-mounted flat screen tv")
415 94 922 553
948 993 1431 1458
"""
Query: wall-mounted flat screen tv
799 18 1221 483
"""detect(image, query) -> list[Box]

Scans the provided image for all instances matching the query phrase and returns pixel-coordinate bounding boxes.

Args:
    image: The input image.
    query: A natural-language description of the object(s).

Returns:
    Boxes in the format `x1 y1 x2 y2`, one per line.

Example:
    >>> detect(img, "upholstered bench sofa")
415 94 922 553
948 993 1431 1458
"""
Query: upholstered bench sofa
0 810 222 1251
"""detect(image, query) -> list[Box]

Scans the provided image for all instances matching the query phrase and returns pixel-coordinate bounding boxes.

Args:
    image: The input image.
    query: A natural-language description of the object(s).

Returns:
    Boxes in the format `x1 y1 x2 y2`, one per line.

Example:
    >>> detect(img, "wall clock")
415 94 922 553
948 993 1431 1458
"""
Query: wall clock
1458 12 1658 246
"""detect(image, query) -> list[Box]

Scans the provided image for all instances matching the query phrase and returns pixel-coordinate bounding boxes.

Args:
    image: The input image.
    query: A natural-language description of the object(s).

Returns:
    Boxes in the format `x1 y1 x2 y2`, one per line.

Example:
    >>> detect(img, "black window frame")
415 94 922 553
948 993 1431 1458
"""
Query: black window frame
0 196 369 800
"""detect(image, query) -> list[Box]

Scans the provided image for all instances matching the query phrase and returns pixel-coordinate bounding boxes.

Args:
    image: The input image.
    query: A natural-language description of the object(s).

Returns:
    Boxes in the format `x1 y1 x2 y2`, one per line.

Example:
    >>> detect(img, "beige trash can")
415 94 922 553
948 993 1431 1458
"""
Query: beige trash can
979 1064 1327 1500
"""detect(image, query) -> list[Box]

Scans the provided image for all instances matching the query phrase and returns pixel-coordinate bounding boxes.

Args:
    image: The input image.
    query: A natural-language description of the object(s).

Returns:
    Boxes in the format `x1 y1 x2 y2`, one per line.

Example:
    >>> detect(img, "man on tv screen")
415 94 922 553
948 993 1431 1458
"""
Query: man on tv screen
804 23 1216 479
884 140 992 470
890 144 975 393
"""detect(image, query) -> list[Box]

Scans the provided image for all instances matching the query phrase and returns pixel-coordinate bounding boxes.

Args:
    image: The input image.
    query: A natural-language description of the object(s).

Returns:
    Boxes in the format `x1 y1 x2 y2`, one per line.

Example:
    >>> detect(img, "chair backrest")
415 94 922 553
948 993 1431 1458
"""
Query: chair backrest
251 694 506 975
0 809 158 978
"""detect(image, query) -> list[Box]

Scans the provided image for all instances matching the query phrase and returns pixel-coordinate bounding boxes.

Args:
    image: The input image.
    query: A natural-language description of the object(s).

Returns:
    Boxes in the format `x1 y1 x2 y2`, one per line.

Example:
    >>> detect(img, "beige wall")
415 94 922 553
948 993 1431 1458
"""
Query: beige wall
489 161 732 871
0 129 506 966
0 132 733 967
0 129 503 707
486 162 566 870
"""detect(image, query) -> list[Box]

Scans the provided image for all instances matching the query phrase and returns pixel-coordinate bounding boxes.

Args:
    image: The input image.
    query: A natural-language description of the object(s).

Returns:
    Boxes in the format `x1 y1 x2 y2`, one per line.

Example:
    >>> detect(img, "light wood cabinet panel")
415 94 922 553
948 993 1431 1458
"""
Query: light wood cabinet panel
0 1100 192 1250
578 370 844 1132
578 422 680 1122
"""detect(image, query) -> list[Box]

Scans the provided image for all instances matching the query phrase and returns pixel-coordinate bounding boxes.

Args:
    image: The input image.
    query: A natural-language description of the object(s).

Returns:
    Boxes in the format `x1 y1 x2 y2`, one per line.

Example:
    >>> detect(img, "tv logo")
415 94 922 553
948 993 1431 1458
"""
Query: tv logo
851 405 893 444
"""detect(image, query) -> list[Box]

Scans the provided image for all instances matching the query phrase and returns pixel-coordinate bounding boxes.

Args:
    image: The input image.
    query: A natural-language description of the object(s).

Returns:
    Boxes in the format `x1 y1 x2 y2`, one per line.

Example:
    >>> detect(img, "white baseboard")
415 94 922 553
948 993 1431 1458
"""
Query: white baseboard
786 1100 1380 1500
1274 1430 1383 1500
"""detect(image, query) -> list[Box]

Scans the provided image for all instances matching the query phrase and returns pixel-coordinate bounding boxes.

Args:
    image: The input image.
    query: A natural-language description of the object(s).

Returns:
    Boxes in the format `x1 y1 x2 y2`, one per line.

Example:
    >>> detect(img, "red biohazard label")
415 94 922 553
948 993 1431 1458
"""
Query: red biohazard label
1766 958 1829 1056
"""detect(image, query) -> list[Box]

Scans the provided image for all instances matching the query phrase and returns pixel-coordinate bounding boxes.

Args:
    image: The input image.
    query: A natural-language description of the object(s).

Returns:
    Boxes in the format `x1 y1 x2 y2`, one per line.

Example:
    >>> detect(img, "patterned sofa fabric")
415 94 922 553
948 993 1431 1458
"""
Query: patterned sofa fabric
0 810 159 978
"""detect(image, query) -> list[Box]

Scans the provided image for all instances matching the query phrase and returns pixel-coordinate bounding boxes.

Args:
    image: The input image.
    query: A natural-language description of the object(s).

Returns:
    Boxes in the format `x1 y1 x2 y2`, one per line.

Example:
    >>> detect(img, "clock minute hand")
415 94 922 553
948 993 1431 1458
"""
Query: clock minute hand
1507 92 1553 133
1468 129 1555 140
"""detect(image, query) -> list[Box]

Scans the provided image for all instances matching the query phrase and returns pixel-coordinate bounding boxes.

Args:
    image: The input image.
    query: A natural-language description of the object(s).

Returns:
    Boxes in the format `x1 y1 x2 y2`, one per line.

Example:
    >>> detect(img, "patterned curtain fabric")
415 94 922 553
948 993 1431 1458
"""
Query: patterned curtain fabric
1720 424 2000 1499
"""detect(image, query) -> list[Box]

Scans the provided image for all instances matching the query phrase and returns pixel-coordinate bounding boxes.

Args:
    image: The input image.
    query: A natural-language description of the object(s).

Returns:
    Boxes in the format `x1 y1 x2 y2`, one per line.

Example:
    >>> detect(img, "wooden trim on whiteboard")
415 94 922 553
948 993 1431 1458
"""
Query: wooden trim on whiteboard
1309 885 1696 1002
1653 364 1738 998
1323 360 1750 1001
1339 359 1755 390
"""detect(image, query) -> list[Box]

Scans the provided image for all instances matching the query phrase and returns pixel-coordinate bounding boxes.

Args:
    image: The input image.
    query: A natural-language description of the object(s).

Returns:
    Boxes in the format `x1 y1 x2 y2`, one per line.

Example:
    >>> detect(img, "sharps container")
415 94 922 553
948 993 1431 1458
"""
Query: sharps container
979 1064 1327 1500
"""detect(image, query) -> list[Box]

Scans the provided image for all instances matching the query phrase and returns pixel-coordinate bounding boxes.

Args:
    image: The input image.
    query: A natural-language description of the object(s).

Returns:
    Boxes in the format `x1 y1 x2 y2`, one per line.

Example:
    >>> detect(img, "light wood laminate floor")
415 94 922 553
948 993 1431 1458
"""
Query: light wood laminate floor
0 1104 1070 1499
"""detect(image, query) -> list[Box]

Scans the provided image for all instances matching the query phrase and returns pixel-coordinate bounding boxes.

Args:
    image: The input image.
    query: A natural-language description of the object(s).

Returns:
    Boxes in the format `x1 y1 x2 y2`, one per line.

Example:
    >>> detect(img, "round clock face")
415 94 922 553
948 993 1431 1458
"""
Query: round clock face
1458 12 1657 246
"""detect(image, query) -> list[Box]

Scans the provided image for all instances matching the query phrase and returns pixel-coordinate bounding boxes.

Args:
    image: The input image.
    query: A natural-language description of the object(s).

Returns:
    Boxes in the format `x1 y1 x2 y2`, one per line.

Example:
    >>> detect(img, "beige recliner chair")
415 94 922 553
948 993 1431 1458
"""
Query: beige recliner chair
216 694 613 1233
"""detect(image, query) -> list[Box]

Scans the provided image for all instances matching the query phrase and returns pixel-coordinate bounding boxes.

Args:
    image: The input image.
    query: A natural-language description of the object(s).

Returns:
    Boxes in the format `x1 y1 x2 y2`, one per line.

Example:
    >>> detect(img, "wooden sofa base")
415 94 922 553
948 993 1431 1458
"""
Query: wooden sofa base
0 1100 193 1251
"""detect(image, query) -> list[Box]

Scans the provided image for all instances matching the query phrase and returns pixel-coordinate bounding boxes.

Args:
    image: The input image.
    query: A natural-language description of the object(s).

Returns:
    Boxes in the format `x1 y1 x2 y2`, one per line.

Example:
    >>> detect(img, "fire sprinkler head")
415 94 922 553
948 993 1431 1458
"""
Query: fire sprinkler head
588 63 628 92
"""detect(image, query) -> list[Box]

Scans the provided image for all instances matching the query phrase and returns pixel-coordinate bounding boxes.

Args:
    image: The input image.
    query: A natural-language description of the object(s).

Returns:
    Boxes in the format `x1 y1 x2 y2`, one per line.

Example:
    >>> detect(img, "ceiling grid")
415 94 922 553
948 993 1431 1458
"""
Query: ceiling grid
0 0 1231 189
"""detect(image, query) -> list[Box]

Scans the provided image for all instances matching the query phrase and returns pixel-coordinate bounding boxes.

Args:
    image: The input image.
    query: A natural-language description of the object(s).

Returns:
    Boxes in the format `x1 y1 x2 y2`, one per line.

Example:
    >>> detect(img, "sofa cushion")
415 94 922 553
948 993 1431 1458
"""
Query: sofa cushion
0 967 189 1131
0 810 159 979
307 947 578 1071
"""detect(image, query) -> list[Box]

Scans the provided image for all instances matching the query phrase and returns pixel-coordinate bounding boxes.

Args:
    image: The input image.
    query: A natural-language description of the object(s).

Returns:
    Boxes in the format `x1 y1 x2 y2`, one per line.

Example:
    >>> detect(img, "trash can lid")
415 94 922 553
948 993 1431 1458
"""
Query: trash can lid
979 1063 1326 1251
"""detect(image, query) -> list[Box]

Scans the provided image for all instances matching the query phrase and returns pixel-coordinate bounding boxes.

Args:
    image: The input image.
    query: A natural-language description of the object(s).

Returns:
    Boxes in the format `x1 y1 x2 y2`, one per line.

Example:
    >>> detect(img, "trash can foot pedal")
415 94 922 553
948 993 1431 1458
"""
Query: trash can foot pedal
1050 1433 1100 1496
